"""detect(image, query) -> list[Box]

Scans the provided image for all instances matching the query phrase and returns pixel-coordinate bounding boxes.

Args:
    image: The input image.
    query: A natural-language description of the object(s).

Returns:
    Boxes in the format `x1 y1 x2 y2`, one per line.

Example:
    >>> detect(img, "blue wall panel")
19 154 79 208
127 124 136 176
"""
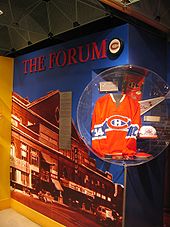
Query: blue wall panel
129 25 167 80
125 25 168 227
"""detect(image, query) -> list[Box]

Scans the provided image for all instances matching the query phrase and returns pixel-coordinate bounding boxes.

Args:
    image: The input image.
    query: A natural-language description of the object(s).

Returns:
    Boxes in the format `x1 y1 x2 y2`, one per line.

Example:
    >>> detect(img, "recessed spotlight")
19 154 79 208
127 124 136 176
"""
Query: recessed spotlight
48 32 54 39
0 10 3 15
73 21 80 27
27 41 32 46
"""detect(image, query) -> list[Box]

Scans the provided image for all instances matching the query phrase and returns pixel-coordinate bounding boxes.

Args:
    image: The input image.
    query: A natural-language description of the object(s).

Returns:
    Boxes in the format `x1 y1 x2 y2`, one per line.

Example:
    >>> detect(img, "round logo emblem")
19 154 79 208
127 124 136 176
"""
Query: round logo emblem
108 38 123 59
109 38 121 54
107 115 130 130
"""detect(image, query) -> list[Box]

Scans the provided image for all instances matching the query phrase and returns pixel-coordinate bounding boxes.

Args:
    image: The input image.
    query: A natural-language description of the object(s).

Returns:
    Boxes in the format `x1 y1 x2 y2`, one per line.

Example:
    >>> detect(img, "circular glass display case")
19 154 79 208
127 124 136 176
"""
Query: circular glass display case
77 65 170 166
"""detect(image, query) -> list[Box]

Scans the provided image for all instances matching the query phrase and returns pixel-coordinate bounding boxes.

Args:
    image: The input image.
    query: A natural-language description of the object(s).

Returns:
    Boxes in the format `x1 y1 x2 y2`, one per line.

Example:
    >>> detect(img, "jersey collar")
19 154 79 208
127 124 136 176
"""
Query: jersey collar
110 93 126 103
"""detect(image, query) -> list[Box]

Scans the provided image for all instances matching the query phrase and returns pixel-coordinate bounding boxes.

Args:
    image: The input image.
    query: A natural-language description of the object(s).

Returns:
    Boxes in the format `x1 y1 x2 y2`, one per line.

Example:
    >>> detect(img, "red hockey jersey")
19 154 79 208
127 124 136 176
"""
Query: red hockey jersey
91 94 141 157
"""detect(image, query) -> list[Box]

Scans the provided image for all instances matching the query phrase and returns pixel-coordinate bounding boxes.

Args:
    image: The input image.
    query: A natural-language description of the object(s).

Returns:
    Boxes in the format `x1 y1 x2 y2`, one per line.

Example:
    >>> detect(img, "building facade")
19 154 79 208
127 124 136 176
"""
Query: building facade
10 90 123 214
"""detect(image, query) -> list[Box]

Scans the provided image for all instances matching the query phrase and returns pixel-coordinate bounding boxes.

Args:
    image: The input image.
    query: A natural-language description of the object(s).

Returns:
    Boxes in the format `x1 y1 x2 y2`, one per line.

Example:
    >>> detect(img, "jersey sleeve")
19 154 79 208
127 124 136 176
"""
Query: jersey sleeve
91 100 105 157
123 101 141 155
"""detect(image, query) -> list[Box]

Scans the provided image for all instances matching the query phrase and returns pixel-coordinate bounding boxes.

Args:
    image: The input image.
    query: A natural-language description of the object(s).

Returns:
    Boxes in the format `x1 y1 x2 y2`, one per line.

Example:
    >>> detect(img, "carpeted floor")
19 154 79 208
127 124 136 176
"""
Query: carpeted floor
0 208 40 227
164 212 170 227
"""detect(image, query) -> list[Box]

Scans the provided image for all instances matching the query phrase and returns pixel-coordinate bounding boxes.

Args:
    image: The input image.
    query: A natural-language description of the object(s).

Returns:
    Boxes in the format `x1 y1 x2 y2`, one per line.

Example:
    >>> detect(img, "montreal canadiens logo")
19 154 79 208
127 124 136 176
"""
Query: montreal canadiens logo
107 115 131 130
109 38 121 54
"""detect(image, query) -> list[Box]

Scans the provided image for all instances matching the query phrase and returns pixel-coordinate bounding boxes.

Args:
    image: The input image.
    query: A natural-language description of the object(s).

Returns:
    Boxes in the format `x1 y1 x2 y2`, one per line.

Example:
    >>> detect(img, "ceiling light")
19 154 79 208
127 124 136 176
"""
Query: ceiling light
27 41 32 46
0 10 3 15
48 32 54 39
73 21 80 27
155 15 161 22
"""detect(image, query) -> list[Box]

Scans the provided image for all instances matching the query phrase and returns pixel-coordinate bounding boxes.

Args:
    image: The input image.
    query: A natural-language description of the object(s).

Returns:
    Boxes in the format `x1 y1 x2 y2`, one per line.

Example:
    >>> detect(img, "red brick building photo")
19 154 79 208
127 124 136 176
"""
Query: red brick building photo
10 90 123 226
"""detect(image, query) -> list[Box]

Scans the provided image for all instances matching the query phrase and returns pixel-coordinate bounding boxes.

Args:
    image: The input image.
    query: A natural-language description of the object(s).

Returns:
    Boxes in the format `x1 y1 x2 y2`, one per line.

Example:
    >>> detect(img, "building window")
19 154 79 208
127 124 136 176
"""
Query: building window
96 180 100 187
19 117 23 124
11 118 18 127
84 175 89 184
21 172 28 185
21 143 27 150
11 114 20 127
96 192 101 197
10 143 16 158
27 121 33 126
16 170 21 183
101 195 106 200
21 143 28 161
31 171 39 189
102 183 105 189
31 155 38 166
62 167 68 179
41 169 50 182
10 168 16 181
31 170 39 177
30 149 39 166
107 197 111 202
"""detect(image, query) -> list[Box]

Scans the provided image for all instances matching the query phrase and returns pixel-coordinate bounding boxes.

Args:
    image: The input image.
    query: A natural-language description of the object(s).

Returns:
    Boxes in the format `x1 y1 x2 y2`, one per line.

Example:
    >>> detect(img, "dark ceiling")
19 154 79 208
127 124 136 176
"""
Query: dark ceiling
0 0 169 57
